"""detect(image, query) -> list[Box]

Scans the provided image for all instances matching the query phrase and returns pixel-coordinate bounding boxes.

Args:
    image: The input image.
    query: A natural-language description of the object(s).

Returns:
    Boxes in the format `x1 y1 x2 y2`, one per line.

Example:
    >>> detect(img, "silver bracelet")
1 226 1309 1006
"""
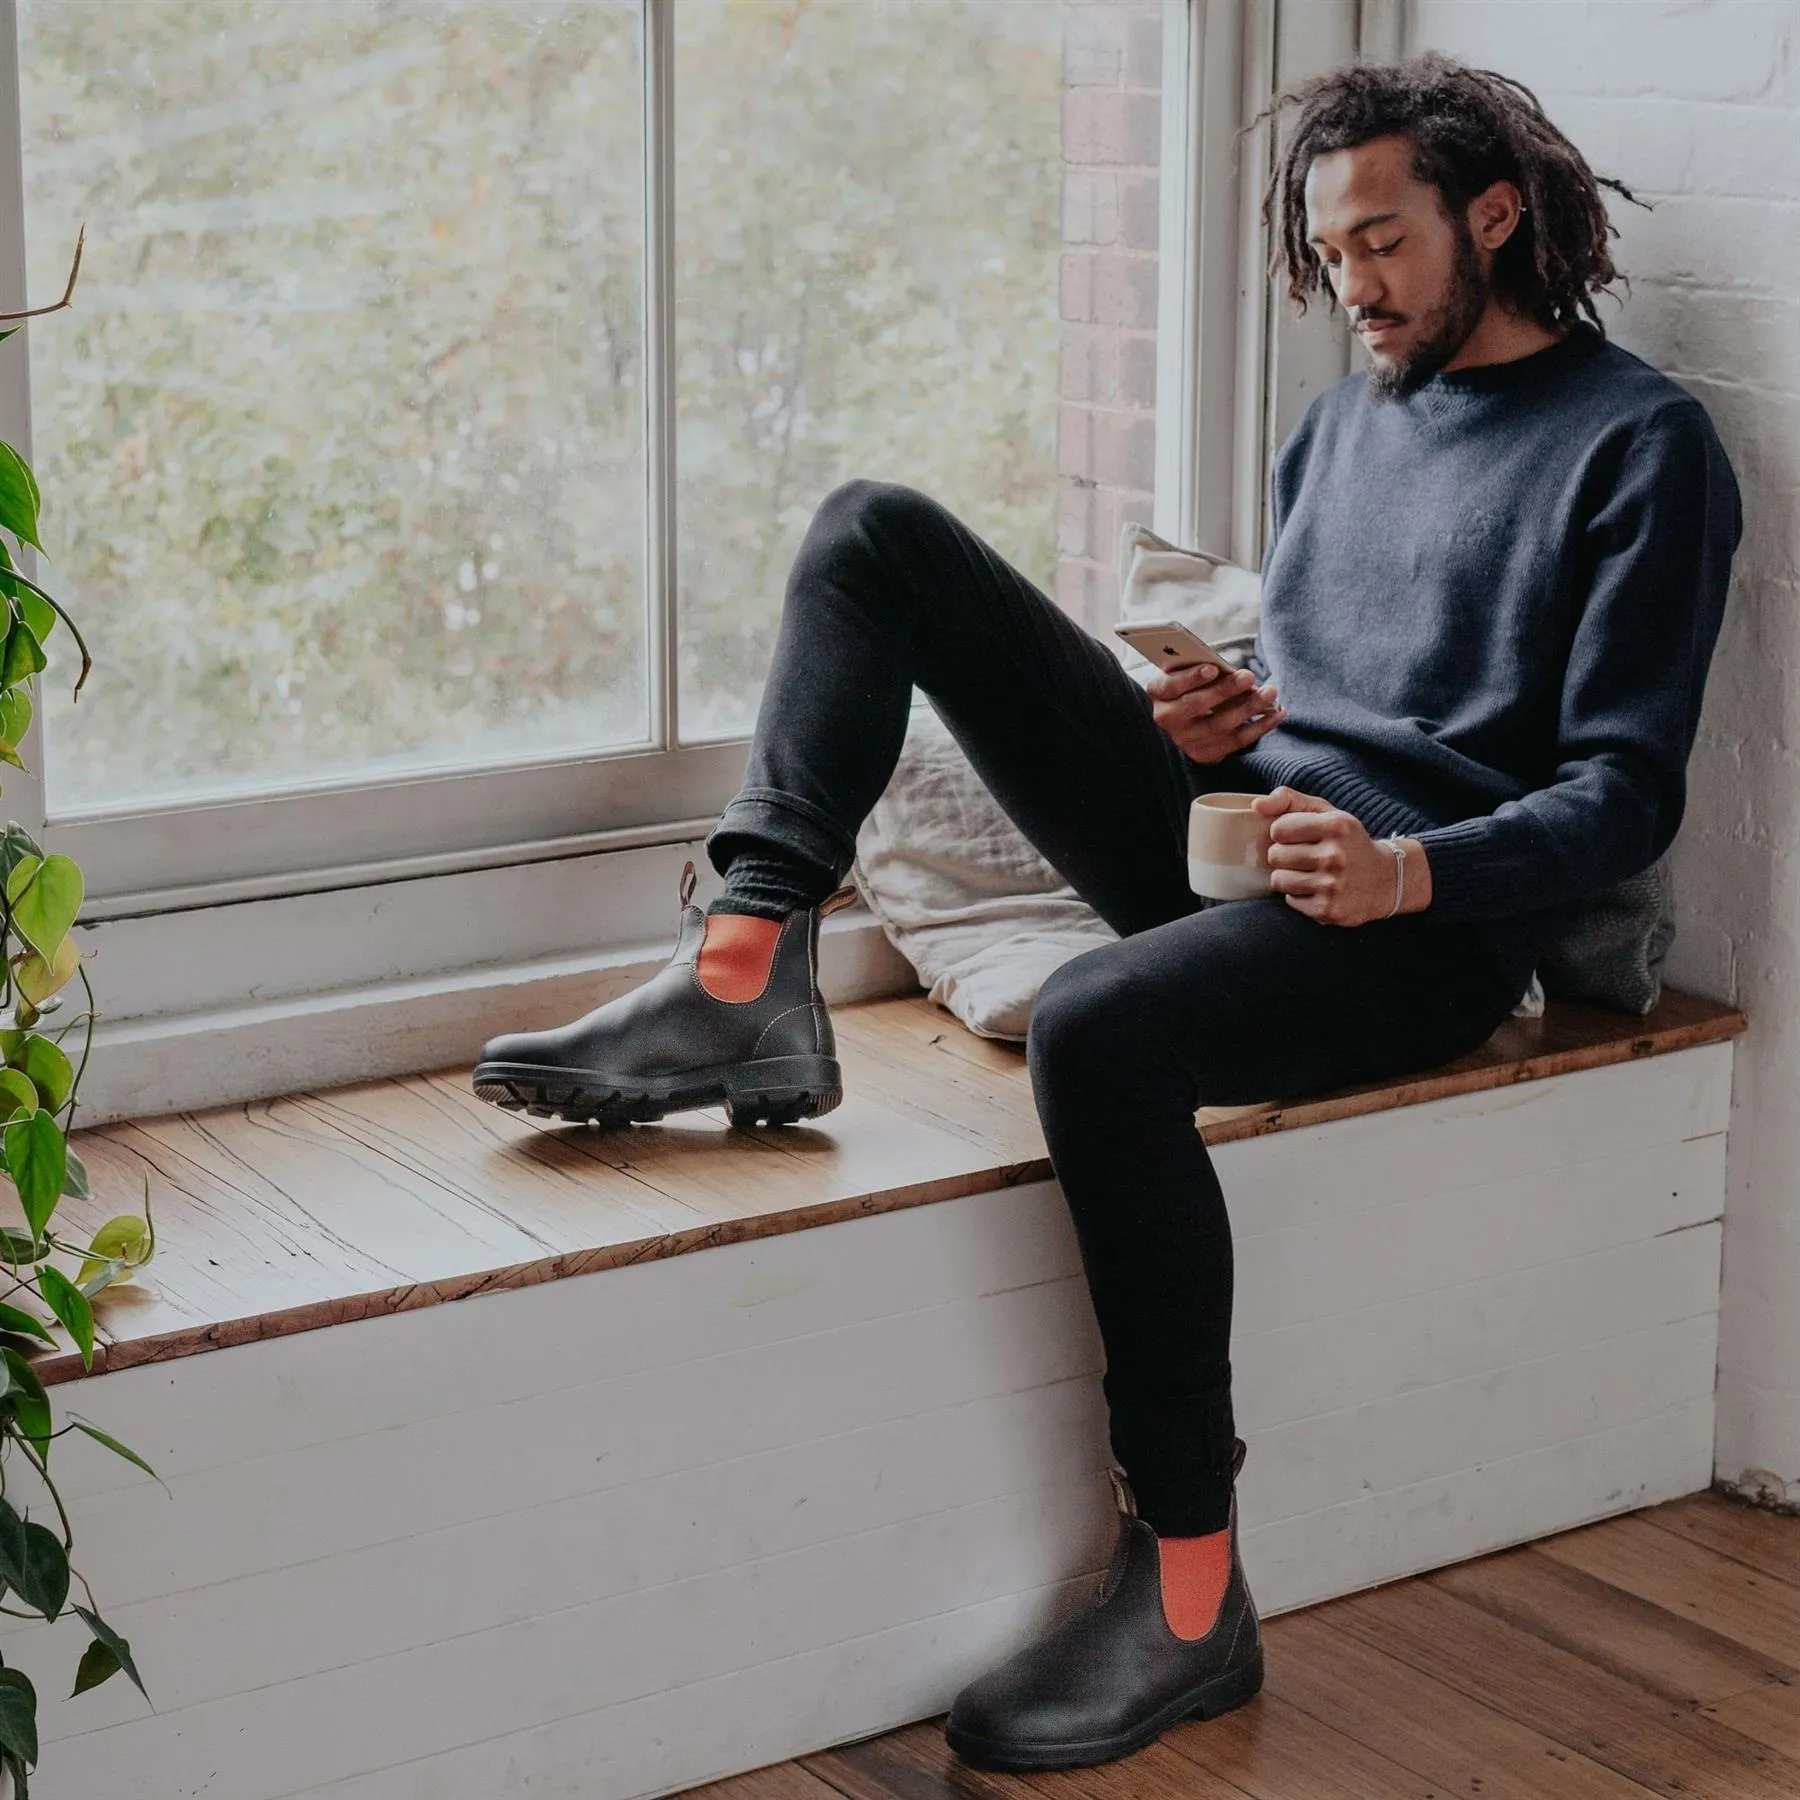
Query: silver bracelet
1379 836 1406 918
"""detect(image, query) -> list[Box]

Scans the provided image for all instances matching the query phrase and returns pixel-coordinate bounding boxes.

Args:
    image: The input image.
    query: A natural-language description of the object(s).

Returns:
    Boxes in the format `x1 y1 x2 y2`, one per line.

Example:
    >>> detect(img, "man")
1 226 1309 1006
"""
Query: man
474 53 1740 1772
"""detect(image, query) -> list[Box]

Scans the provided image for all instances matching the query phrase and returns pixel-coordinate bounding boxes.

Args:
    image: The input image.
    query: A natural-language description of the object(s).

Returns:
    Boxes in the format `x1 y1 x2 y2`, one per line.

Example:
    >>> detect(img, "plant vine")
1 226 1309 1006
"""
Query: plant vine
0 229 157 1798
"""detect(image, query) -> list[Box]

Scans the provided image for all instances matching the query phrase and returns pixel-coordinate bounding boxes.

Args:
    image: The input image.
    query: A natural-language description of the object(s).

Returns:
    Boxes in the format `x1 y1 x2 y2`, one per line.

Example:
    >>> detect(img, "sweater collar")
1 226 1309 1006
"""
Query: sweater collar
1409 319 1604 400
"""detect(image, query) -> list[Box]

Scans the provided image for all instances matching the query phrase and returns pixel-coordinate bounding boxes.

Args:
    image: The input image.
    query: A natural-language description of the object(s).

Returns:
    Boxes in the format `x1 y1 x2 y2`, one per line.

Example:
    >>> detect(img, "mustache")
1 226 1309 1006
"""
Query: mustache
1352 309 1406 328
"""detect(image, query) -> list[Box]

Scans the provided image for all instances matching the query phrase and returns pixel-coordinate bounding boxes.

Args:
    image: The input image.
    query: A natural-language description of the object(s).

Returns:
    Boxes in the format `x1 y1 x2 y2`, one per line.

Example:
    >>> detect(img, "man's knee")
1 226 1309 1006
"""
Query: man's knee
813 476 941 543
795 481 953 629
1029 933 1239 1106
1028 947 1139 1088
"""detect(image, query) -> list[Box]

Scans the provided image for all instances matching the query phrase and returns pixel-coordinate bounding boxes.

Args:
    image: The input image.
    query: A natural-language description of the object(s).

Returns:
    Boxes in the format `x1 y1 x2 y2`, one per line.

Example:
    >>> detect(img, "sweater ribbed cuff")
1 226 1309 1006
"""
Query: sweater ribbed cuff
1410 817 1513 920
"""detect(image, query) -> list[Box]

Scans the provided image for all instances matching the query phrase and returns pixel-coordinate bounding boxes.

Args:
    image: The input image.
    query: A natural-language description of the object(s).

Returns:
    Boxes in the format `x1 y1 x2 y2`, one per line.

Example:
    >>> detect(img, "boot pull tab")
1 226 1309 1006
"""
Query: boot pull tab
819 883 859 919
678 860 698 909
1107 1465 1139 1518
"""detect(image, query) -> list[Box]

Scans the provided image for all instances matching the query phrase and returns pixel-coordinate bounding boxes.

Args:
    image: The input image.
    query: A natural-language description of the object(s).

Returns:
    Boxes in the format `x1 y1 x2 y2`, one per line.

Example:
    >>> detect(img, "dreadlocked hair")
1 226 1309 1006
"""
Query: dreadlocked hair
1252 52 1646 334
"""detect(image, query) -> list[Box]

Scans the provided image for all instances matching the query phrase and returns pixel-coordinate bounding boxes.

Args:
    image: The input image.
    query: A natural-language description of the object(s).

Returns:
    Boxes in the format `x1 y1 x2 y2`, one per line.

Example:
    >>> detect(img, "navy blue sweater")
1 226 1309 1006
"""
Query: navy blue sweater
1235 322 1742 994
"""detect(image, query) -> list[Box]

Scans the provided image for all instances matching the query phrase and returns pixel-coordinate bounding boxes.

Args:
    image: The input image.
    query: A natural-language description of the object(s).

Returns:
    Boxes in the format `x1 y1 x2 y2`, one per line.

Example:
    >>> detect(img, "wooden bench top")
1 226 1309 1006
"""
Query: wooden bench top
34 986 1743 1386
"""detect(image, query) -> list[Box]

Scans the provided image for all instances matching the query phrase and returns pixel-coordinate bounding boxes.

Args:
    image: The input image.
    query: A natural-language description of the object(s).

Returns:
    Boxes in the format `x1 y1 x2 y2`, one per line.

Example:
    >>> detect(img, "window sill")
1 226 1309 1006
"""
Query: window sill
68 839 916 1126
42 985 1745 1389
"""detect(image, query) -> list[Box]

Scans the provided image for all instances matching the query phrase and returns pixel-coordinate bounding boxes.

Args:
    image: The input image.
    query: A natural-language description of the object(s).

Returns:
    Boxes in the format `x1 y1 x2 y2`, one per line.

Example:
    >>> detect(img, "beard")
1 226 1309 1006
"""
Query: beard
1363 220 1491 400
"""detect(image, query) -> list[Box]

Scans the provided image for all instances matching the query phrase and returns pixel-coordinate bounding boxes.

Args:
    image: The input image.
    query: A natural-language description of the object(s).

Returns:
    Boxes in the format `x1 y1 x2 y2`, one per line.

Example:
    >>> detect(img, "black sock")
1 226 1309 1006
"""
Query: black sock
707 849 835 922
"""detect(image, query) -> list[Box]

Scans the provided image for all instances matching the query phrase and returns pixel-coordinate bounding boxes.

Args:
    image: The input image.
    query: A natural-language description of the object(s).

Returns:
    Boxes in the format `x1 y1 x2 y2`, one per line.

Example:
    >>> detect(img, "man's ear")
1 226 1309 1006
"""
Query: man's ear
1467 178 1525 252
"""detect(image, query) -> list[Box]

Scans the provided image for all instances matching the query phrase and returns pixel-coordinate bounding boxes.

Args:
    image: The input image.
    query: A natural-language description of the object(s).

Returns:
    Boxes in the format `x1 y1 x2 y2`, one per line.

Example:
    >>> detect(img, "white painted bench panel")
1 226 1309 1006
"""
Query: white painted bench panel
2 1041 1732 1799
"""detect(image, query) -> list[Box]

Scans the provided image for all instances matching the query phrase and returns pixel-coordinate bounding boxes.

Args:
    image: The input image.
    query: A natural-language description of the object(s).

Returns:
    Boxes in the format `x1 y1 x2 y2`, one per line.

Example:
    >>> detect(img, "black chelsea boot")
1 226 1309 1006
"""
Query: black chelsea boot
944 1436 1263 1771
473 861 852 1129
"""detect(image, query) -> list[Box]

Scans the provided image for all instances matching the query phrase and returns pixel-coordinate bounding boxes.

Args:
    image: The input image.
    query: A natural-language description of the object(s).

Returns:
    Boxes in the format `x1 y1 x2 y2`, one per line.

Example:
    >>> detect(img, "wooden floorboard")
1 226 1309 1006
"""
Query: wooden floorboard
25 986 1740 1387
675 1491 1798 1800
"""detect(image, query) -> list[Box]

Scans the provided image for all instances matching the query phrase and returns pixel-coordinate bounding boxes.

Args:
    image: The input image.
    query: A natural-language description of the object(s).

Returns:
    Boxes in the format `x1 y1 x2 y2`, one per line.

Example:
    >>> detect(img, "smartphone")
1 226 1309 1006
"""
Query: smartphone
1113 619 1234 675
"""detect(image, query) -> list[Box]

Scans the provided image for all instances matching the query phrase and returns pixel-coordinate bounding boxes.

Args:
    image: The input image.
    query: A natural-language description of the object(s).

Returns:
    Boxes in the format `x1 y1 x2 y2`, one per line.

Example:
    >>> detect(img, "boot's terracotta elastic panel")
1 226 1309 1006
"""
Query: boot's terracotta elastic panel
696 914 785 1002
1157 1527 1232 1640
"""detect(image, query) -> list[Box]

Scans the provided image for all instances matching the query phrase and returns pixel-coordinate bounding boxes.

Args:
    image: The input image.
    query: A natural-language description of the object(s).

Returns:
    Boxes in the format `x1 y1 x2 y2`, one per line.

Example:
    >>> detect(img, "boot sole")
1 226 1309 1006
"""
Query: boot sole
944 1643 1263 1772
471 1053 844 1130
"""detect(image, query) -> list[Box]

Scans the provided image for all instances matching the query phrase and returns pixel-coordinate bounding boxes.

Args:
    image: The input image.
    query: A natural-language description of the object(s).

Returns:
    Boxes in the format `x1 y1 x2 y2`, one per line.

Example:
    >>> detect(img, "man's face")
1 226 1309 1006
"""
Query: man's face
1303 133 1491 399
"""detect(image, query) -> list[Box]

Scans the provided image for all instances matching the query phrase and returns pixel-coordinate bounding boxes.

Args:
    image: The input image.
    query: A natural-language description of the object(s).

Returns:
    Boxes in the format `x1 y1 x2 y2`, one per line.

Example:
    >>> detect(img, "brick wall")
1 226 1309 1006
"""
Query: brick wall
1057 0 1163 631
1408 1 1800 1504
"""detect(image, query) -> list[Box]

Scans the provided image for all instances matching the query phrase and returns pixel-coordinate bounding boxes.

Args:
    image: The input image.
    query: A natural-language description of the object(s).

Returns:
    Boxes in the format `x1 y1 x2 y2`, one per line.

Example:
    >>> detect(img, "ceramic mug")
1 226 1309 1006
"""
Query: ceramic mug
1188 792 1273 901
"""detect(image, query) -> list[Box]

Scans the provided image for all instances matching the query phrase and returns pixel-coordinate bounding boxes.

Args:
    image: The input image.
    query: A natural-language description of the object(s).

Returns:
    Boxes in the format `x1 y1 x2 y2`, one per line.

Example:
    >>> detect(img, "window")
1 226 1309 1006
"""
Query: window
10 0 1065 904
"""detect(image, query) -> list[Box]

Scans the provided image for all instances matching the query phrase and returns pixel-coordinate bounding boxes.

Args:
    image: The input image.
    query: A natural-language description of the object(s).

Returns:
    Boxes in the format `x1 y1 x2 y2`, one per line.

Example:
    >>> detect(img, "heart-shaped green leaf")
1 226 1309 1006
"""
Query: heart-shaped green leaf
0 1348 51 1460
72 1636 119 1698
0 1228 38 1264
0 442 42 554
74 1605 148 1703
15 1522 68 1620
0 1067 35 1122
61 1145 89 1200
35 1265 92 1368
9 855 80 961
8 1036 70 1112
0 823 41 874
0 1665 37 1766
13 936 79 1007
78 1213 152 1288
0 688 29 753
4 1110 64 1240
0 622 44 690
0 1494 23 1577
0 1301 53 1345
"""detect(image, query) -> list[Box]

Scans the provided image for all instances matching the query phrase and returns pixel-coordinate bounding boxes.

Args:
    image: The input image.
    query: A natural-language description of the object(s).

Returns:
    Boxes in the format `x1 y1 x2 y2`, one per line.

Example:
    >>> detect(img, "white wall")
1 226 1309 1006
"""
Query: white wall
1400 0 1800 1504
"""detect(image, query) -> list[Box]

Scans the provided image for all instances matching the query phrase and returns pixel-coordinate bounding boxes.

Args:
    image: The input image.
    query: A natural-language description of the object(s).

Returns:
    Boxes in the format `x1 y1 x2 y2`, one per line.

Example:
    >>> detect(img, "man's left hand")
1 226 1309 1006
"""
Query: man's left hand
1254 787 1430 925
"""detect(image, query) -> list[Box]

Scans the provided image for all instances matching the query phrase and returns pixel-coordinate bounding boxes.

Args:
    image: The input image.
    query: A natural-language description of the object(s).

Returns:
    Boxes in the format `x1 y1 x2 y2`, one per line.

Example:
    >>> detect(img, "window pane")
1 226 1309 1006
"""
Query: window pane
673 0 1064 741
18 0 645 811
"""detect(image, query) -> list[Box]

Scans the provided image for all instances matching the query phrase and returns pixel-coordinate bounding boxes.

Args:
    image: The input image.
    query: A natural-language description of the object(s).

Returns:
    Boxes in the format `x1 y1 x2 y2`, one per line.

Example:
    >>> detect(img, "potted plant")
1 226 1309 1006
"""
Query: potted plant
0 229 158 1798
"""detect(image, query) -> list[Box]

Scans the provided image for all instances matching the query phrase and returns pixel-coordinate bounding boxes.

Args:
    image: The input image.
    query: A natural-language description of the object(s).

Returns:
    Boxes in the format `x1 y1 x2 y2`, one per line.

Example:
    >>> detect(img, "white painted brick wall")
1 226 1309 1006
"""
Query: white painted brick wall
1405 0 1800 1504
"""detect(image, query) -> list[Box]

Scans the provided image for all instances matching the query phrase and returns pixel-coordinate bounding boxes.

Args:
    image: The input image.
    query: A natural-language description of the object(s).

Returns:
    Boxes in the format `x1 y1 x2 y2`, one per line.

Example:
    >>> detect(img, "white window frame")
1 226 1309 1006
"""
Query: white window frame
0 0 1381 1123
1156 0 1387 567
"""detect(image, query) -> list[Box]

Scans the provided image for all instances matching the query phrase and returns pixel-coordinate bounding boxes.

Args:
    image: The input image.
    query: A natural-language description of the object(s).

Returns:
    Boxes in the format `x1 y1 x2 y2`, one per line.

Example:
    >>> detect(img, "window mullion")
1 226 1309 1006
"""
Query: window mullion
644 0 679 752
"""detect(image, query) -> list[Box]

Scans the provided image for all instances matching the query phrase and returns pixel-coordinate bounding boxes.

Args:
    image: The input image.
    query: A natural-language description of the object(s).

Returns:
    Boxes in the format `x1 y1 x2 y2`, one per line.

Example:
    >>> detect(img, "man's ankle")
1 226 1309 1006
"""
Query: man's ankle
709 847 834 920
705 895 798 921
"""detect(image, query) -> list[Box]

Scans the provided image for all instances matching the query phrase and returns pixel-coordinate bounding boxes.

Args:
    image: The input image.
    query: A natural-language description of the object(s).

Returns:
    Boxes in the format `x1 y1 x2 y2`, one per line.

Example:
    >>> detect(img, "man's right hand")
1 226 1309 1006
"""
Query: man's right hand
1147 662 1288 764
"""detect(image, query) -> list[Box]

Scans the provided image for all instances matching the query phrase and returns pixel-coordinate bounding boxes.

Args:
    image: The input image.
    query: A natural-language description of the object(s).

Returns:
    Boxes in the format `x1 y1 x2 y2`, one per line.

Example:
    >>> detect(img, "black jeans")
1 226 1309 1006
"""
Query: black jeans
707 480 1528 1534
